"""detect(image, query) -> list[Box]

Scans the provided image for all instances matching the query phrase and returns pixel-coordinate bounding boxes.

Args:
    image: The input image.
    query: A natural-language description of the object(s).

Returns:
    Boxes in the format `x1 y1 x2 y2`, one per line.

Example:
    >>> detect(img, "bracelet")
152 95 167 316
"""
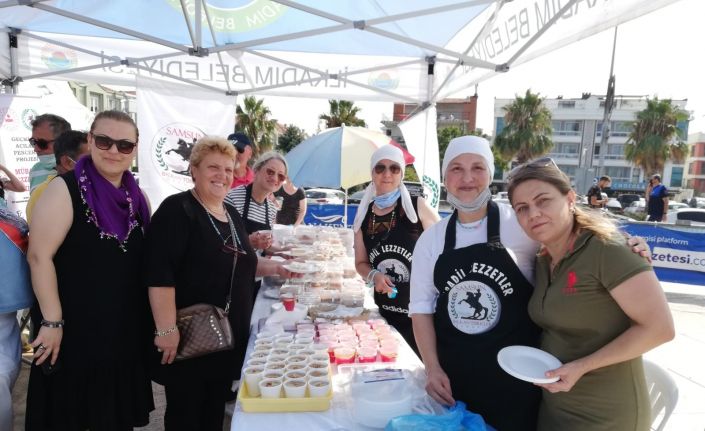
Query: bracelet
154 325 178 337
41 319 64 328
366 269 380 287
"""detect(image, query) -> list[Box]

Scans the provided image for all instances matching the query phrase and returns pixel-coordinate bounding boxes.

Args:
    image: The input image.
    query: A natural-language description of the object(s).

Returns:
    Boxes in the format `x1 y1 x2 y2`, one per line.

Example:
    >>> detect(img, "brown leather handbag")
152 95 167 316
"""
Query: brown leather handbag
174 213 239 361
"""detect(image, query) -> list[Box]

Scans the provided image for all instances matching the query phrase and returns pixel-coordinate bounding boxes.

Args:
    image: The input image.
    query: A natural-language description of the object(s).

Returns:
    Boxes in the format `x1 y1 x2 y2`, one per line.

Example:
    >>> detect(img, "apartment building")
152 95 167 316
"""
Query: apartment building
494 95 689 195
685 132 705 196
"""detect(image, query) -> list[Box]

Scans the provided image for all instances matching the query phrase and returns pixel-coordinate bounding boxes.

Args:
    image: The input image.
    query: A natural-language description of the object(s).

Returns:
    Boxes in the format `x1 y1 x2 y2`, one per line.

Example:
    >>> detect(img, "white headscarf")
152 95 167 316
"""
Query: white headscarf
441 135 495 182
352 145 417 232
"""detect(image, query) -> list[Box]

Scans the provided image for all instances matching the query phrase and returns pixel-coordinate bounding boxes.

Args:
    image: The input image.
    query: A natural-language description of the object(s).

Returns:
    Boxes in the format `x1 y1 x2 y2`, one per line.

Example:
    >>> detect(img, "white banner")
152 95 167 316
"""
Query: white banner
399 105 441 209
0 85 92 219
136 75 236 211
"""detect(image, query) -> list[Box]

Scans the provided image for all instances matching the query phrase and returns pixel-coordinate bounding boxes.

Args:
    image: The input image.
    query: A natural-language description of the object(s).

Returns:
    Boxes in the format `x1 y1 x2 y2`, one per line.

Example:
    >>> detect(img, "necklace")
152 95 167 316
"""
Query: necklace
456 217 485 231
367 208 396 250
191 189 244 255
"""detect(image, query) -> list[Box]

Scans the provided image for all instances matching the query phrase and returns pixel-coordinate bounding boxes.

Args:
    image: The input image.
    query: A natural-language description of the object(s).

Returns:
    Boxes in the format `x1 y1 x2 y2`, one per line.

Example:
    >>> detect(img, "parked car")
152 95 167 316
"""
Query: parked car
624 198 646 215
305 188 346 205
666 208 705 226
602 192 622 212
668 202 690 212
617 193 641 208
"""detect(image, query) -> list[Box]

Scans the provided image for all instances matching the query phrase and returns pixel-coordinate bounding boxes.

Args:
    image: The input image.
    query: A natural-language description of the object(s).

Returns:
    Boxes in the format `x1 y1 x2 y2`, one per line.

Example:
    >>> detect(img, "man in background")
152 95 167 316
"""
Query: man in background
28 114 71 193
586 175 611 209
26 131 89 222
647 174 669 222
228 132 255 188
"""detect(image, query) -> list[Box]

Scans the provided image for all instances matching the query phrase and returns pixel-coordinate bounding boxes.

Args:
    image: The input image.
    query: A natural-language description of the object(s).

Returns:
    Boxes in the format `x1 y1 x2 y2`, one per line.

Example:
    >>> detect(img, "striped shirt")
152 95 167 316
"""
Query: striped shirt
225 185 277 228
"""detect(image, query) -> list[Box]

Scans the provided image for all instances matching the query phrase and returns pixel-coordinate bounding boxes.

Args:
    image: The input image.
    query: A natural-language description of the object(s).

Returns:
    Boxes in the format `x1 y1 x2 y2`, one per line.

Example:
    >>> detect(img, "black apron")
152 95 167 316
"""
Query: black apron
361 197 422 354
241 183 272 234
241 184 271 302
433 201 541 431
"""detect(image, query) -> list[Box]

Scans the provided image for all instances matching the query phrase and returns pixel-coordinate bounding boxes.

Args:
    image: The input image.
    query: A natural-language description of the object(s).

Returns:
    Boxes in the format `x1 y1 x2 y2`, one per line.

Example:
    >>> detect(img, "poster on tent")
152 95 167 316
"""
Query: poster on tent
0 88 93 219
136 76 236 211
399 106 441 209
0 94 35 217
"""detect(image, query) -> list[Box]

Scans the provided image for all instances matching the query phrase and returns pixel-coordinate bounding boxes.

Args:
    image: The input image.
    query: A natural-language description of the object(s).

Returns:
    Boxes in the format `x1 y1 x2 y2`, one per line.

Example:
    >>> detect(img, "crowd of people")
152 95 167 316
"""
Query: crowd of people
0 110 675 431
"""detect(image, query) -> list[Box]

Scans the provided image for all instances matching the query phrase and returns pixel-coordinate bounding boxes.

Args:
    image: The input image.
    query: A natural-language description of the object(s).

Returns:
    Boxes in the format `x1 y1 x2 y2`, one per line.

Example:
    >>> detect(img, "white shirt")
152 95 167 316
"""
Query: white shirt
409 203 539 315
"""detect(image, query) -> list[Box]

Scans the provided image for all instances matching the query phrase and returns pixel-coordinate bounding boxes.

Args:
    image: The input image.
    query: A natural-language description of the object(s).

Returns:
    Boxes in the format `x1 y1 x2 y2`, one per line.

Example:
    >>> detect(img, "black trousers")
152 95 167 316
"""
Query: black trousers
164 377 230 431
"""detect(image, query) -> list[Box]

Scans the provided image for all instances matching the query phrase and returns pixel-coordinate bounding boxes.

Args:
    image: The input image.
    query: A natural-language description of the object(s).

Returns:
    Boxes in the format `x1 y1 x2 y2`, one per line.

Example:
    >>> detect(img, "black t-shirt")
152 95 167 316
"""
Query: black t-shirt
586 185 603 208
143 191 258 382
274 187 305 225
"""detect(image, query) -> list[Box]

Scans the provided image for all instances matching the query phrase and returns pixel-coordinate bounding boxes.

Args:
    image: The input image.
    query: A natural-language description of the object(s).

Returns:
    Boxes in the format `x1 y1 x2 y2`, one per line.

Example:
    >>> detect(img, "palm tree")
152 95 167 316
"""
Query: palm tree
235 96 277 154
319 100 366 128
493 90 553 164
625 97 689 177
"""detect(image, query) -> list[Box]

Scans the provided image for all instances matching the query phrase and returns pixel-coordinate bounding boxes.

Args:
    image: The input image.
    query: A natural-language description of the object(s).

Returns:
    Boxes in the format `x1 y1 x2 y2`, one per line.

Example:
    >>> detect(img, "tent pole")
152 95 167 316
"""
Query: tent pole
343 188 348 227
200 0 236 93
179 0 197 48
7 28 19 93
597 26 618 177
431 0 507 102
503 0 580 67
209 23 349 54
31 3 190 53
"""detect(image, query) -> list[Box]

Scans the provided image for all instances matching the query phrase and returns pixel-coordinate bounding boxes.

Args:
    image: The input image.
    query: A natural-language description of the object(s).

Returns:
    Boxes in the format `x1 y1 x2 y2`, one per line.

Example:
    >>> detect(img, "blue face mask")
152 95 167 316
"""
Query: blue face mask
374 188 401 209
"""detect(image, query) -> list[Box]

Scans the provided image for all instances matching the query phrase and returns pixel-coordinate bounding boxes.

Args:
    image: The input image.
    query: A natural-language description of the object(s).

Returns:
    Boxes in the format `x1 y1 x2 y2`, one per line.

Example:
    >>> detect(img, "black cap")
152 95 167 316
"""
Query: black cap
227 132 252 153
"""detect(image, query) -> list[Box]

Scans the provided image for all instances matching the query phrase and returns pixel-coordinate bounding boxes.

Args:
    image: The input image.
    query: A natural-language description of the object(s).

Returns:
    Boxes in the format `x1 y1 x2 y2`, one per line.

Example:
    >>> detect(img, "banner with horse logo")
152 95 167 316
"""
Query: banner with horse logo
136 76 236 211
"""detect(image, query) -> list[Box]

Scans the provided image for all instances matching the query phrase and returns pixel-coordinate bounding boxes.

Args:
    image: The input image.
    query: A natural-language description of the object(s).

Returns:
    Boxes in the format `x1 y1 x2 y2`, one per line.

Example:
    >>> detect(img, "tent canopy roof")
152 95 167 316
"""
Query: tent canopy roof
0 0 682 103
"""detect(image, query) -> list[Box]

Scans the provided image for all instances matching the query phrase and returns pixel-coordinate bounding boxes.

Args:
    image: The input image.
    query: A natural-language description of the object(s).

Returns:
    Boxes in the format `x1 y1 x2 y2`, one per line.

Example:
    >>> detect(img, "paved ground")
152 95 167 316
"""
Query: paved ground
11 281 705 431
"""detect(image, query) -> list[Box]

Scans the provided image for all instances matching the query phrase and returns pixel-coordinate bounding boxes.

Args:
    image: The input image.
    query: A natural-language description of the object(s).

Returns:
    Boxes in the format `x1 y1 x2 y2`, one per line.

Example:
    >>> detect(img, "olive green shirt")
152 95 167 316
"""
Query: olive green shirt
529 231 653 431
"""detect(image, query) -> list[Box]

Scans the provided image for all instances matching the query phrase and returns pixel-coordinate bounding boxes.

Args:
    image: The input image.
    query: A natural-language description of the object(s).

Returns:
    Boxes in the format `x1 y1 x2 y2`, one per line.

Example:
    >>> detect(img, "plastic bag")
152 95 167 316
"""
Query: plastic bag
385 401 496 431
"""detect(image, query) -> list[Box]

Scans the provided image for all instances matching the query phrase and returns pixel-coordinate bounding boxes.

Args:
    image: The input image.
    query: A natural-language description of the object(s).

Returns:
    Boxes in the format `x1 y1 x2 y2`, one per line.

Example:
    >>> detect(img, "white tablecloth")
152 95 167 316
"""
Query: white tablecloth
231 285 425 431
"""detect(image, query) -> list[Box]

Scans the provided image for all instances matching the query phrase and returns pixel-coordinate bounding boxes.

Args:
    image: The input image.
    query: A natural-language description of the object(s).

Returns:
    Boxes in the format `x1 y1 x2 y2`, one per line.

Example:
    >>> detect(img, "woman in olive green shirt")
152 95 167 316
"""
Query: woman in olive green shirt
506 158 675 431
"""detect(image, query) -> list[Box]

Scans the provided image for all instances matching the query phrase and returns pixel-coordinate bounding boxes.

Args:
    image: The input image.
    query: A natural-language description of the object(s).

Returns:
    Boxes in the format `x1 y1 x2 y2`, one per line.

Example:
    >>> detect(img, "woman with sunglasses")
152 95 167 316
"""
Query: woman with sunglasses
26 110 154 430
0 162 26 208
225 151 289 252
410 137 653 430
507 158 673 431
353 145 439 354
144 138 294 430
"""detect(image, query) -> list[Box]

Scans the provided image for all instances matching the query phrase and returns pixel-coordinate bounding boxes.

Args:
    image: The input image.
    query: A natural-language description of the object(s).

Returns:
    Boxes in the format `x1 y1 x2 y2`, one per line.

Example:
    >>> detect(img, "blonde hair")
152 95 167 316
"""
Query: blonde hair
189 136 237 167
507 161 618 242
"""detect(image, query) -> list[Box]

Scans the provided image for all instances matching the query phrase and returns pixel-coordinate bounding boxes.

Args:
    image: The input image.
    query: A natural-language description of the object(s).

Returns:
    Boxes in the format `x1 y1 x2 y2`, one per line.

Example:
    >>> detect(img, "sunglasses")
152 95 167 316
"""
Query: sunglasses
506 157 558 181
265 168 286 183
91 133 137 154
29 137 54 150
374 164 402 175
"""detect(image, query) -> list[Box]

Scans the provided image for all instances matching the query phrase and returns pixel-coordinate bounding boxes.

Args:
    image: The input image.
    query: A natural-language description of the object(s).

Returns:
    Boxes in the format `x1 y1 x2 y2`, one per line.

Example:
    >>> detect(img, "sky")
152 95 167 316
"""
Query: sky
261 0 704 139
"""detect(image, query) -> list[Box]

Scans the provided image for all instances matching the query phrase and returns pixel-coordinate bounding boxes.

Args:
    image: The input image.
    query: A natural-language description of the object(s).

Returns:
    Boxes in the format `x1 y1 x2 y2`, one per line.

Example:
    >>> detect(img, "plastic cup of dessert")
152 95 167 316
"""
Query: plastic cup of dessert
333 346 356 364
262 370 284 381
247 358 267 368
254 338 274 346
285 363 308 373
310 353 330 364
284 370 308 382
288 343 307 352
310 343 328 356
270 347 290 357
283 378 307 398
294 334 314 344
264 361 287 372
298 349 316 358
243 366 264 397
250 351 269 361
357 347 378 363
286 355 309 366
267 353 287 363
281 293 296 312
259 378 283 399
308 377 331 398
380 345 398 362
307 368 328 380
275 333 294 342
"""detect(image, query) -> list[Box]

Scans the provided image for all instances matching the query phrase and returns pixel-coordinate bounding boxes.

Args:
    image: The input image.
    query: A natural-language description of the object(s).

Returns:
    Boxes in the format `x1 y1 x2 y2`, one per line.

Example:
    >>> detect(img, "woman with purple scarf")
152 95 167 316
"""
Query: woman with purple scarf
25 110 154 430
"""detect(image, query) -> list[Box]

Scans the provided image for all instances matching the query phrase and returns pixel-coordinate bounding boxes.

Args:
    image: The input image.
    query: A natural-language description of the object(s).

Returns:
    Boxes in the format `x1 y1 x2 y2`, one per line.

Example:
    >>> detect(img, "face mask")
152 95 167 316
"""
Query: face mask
446 187 491 213
374 188 401 209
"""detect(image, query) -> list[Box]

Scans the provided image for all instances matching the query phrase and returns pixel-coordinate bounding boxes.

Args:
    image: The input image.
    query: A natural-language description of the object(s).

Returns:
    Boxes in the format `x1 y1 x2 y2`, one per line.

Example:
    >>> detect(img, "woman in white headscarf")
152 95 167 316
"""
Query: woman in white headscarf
353 145 439 353
409 136 650 431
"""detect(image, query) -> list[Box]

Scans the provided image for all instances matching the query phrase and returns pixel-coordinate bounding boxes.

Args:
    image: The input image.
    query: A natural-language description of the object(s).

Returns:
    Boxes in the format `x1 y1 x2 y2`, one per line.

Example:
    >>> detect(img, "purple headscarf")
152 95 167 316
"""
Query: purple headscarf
74 156 150 247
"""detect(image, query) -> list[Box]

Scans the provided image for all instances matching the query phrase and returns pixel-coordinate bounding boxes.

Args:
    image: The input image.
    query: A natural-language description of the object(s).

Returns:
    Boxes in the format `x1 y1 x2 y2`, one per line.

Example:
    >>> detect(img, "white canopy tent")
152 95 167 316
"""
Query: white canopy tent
0 0 683 207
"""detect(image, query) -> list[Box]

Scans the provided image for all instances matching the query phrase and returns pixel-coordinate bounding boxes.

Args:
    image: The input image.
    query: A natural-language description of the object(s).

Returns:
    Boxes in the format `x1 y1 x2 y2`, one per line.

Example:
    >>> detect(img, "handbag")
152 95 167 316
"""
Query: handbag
174 208 240 361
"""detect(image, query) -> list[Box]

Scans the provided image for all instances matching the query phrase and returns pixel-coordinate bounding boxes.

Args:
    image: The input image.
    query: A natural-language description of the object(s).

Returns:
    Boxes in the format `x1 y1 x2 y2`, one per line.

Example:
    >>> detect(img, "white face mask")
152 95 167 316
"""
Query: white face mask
446 187 491 213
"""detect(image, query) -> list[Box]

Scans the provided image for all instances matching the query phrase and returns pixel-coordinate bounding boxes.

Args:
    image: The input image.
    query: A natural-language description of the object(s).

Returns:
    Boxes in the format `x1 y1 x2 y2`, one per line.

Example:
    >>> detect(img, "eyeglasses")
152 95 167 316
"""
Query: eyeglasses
91 133 137 154
29 137 54 150
373 164 402 175
265 168 286 183
506 157 558 181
